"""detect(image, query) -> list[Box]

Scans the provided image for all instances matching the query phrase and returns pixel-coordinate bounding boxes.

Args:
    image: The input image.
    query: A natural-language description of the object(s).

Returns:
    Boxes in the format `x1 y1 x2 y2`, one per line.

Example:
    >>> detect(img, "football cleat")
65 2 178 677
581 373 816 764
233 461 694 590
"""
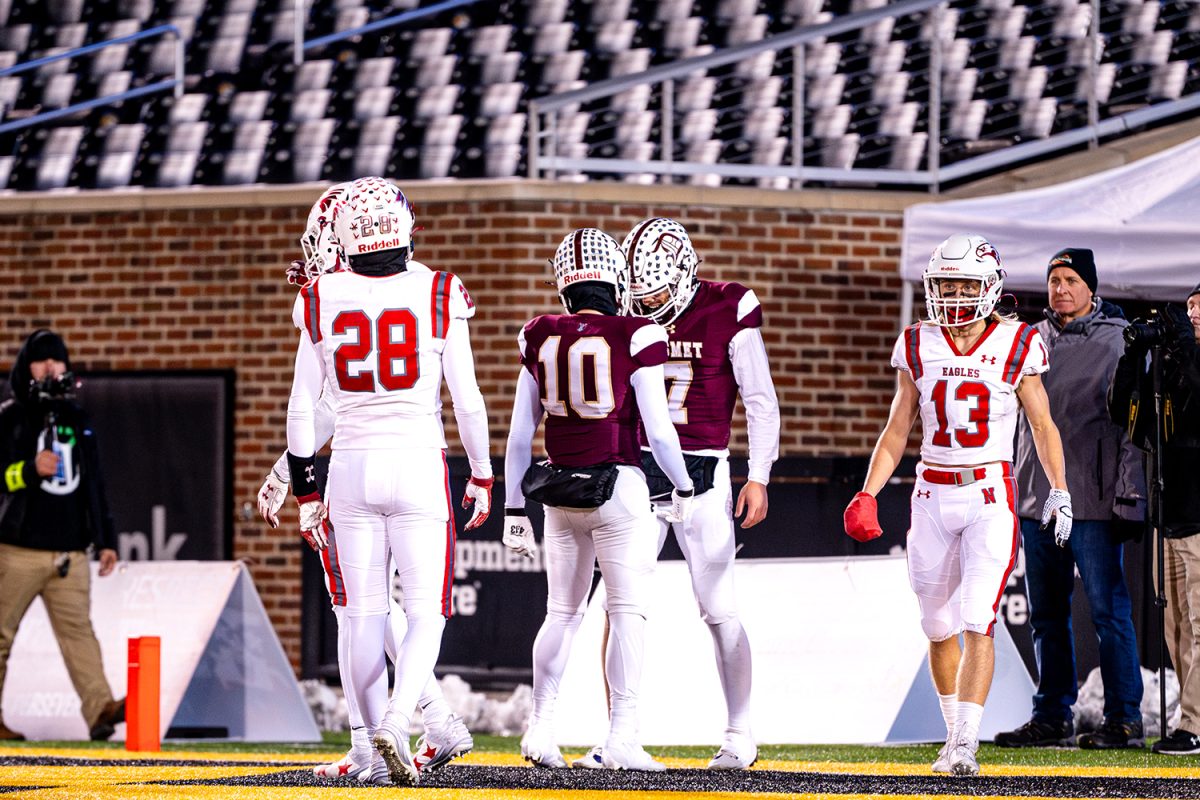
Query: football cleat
571 745 605 769
413 714 474 773
312 752 367 780
931 736 952 774
521 724 567 768
373 719 419 786
601 738 667 772
949 736 980 777
707 735 757 771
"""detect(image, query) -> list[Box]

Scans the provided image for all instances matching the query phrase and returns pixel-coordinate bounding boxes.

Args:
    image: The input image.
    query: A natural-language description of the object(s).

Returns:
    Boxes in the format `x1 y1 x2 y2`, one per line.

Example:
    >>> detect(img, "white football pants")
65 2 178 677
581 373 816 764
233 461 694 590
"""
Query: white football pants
649 455 752 739
908 462 1020 640
530 465 657 742
327 446 454 737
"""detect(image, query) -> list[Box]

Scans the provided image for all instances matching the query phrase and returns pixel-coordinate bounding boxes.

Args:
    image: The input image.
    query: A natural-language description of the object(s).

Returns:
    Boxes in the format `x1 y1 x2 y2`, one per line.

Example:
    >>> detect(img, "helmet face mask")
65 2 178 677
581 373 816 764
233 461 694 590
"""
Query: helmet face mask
299 183 349 281
331 177 416 265
552 228 630 315
621 218 699 325
924 234 1004 327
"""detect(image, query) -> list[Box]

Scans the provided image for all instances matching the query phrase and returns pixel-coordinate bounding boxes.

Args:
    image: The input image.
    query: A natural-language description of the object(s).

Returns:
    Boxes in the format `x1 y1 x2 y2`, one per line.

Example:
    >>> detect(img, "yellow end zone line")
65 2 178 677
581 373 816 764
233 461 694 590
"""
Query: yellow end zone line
4 746 1199 781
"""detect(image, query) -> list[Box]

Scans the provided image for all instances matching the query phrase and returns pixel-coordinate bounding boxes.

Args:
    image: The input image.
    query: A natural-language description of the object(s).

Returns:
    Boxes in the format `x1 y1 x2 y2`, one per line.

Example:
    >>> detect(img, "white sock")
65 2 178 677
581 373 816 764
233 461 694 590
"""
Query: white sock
387 610 446 737
344 612 390 736
938 693 958 737
349 725 372 764
606 611 646 742
418 676 451 732
708 619 753 739
530 610 584 729
955 702 984 743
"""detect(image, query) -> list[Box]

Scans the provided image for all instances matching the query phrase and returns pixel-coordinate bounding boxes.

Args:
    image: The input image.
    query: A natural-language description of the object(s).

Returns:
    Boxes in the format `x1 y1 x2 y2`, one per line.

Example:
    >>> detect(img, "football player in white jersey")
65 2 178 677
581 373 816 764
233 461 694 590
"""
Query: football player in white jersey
845 234 1072 777
573 219 779 771
285 177 493 787
258 184 475 780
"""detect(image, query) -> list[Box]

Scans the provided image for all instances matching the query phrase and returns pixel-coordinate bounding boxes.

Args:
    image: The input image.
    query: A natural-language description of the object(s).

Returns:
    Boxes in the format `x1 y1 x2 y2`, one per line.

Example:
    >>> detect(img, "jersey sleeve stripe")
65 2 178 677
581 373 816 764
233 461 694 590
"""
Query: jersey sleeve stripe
439 274 452 338
302 281 322 344
430 272 449 339
1002 325 1035 384
904 324 923 379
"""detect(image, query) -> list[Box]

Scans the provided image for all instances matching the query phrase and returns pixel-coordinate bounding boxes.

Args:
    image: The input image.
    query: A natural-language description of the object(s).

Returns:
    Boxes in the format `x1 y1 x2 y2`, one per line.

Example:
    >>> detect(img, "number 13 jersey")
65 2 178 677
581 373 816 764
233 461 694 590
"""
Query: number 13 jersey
292 261 475 450
891 319 1049 466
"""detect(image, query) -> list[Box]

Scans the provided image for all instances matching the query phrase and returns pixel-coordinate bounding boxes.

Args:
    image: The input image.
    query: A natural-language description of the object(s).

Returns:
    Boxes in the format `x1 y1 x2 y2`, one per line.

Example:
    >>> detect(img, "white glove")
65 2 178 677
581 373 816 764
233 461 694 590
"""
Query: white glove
1040 488 1073 548
257 469 289 528
657 487 695 524
462 476 494 531
502 512 536 560
298 499 329 550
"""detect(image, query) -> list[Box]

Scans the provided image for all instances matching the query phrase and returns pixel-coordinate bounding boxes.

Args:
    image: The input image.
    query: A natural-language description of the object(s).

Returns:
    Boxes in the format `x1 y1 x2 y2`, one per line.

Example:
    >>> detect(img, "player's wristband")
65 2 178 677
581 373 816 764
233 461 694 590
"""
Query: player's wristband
675 487 695 498
286 452 319 500
505 506 526 516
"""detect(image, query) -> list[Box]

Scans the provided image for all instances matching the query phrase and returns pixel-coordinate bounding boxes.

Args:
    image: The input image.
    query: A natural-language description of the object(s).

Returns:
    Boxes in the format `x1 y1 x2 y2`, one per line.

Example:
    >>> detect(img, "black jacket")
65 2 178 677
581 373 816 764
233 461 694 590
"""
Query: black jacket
1108 312 1200 538
0 330 116 552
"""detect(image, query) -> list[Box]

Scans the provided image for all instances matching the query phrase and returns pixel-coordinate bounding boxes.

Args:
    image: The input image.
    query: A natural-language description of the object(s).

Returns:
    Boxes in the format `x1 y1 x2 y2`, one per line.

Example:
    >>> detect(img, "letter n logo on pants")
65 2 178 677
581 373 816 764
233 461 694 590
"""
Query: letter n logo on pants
981 487 996 505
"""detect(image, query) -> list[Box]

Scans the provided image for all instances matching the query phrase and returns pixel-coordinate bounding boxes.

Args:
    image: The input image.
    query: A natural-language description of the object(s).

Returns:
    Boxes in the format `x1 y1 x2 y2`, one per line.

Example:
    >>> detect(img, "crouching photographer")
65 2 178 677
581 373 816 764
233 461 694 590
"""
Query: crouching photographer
0 330 124 741
1108 286 1200 755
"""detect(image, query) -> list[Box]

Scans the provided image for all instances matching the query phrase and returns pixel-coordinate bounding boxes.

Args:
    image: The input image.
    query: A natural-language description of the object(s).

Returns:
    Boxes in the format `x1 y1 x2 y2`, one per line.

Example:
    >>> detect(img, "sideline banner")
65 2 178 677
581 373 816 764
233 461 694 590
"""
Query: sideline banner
554 556 1032 745
4 561 318 742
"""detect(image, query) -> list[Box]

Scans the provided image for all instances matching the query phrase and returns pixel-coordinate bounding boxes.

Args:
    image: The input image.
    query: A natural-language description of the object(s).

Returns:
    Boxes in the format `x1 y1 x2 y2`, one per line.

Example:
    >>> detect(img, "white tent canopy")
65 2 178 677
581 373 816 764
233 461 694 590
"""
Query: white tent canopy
903 136 1200 301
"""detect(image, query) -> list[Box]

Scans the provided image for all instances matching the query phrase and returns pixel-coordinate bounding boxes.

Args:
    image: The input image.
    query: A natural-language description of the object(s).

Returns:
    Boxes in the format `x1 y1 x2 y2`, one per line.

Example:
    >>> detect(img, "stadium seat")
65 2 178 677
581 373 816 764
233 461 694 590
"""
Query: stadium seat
94 121 143 187
289 118 333 182
36 125 84 189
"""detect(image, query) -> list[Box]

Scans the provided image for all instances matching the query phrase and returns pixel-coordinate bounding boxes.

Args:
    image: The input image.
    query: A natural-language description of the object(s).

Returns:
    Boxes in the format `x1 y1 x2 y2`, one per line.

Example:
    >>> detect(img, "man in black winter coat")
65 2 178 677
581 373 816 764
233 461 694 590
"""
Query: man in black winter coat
1109 286 1200 755
0 330 124 741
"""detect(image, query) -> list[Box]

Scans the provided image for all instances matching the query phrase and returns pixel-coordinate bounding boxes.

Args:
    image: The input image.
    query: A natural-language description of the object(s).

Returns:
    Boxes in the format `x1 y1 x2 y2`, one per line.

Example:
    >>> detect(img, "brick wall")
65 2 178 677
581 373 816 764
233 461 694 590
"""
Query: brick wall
0 181 918 668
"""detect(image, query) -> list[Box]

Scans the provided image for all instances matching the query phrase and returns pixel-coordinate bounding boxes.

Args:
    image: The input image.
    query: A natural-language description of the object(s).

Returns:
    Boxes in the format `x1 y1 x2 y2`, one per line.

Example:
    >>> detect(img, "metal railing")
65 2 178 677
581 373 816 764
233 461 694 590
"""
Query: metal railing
0 24 184 136
527 0 1200 192
294 0 487 65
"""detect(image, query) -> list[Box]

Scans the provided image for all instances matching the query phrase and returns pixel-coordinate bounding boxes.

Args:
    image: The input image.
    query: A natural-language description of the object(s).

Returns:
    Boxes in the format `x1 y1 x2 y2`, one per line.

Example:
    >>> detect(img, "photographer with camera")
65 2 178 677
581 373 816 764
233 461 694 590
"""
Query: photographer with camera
0 330 124 741
1109 285 1200 755
996 249 1146 751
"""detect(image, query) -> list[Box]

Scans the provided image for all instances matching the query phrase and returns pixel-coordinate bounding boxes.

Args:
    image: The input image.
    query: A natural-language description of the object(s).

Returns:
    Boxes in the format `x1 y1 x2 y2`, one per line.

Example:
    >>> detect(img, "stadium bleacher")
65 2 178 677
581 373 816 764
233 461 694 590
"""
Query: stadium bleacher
0 0 1196 190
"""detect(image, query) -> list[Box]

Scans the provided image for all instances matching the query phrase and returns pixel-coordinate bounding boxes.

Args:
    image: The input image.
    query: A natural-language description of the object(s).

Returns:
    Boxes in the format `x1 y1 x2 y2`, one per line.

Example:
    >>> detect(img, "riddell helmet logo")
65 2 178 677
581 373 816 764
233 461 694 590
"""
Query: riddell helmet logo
562 270 607 285
354 237 403 253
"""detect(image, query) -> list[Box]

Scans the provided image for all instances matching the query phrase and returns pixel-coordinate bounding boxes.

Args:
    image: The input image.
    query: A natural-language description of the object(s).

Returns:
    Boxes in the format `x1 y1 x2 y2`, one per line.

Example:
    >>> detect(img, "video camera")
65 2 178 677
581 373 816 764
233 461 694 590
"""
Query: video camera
30 371 77 403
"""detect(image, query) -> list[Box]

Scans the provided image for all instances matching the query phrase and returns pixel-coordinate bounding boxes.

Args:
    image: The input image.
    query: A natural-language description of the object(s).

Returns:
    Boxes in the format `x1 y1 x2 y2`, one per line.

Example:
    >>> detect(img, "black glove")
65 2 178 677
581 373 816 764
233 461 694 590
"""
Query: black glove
1162 304 1197 355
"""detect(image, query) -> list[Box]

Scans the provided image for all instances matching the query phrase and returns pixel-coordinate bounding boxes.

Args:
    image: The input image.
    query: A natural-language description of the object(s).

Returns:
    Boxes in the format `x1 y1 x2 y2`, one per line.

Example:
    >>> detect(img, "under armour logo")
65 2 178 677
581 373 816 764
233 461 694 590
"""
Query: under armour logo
980 355 997 365
305 465 316 483
916 489 931 499
981 487 997 505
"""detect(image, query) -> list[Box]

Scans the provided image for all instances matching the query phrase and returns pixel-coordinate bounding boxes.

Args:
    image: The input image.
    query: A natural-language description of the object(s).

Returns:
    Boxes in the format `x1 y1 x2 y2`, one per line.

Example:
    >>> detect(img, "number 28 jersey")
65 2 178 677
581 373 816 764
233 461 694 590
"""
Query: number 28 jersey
292 261 474 450
519 314 668 467
891 319 1049 466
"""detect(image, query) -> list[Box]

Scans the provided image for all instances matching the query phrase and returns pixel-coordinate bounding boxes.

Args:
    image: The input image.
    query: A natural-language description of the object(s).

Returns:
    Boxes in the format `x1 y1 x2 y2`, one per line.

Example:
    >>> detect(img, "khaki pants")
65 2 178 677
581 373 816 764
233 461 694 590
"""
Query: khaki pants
0 543 113 728
1163 534 1200 735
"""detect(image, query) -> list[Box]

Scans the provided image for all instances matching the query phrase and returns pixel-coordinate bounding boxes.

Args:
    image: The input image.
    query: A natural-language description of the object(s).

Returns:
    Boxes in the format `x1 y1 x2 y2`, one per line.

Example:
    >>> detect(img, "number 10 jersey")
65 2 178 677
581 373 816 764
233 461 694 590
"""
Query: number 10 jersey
891 318 1049 466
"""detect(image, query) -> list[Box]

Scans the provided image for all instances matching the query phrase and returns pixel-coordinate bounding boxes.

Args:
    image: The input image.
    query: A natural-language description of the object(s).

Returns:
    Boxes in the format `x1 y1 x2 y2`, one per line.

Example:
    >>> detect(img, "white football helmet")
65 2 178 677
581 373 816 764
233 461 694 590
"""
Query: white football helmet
924 233 1004 327
298 182 349 281
621 217 700 325
552 228 631 315
331 176 415 262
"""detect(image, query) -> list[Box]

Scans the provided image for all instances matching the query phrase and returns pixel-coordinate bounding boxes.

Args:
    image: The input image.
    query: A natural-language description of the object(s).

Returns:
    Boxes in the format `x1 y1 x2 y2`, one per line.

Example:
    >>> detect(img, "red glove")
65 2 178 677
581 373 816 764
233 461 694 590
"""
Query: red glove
462 476 494 531
285 260 307 286
844 491 883 542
